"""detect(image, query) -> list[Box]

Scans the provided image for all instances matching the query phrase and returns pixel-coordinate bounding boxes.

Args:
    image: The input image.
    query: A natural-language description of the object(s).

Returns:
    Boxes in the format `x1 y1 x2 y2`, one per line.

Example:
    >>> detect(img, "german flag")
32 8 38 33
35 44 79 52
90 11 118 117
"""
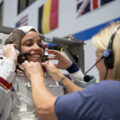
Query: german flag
38 0 58 34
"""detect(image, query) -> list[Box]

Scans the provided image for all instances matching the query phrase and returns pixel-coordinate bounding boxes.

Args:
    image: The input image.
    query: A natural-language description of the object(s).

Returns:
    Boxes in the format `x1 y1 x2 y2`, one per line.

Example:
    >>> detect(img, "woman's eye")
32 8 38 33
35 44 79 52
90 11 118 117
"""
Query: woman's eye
25 43 33 47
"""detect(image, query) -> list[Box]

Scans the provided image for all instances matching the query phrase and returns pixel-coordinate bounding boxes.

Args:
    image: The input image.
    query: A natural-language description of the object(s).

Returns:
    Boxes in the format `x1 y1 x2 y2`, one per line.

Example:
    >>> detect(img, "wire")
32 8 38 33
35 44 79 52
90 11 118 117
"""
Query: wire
104 67 109 80
85 56 104 75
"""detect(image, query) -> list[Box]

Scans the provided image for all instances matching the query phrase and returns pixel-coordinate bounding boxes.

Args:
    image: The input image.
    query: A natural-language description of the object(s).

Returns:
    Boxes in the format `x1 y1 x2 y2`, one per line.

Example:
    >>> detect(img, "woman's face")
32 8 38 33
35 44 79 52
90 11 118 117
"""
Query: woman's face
20 30 44 63
96 50 106 80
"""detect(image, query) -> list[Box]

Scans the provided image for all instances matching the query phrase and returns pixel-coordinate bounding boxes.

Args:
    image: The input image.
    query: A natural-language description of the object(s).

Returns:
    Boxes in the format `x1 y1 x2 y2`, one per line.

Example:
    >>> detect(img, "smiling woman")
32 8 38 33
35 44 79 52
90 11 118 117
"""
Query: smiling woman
20 30 44 62
0 26 64 120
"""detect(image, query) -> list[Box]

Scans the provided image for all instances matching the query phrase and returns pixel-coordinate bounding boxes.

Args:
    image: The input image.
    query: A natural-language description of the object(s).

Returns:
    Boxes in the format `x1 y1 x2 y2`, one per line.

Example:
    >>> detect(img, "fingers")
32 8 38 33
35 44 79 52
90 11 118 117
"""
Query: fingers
47 49 62 60
22 61 42 75
13 44 17 48
22 61 33 79
22 60 29 68
46 49 60 55
3 44 18 64
41 61 51 67
22 61 31 73
3 44 16 49
22 61 40 69
48 56 57 60
41 61 48 67
3 44 16 54
41 61 55 67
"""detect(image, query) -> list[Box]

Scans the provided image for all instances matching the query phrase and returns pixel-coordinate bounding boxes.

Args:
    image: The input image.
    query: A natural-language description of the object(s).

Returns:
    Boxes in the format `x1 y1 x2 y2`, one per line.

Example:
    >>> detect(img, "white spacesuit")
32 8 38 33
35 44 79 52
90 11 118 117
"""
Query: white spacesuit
0 57 64 120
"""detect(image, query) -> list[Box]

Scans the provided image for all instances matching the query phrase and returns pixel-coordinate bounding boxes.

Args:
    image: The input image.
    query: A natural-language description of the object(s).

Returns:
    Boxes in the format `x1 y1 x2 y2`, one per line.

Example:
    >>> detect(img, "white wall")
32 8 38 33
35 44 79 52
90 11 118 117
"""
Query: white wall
84 40 99 80
3 0 18 26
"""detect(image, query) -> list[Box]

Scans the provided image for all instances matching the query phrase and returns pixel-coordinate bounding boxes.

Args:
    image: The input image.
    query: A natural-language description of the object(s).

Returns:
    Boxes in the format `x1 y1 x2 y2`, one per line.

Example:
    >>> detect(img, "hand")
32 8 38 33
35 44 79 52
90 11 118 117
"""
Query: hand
42 61 64 82
22 61 44 81
3 44 18 65
47 49 72 69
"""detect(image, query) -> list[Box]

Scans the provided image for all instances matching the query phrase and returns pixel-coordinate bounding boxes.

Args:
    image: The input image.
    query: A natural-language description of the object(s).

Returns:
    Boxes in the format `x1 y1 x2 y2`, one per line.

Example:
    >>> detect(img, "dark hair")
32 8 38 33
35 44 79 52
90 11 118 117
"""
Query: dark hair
4 29 26 50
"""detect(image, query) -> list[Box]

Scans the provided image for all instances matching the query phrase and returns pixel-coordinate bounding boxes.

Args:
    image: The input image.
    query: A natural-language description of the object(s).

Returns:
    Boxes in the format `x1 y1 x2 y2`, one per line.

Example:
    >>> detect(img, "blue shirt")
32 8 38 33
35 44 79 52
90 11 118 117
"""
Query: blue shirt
55 80 120 120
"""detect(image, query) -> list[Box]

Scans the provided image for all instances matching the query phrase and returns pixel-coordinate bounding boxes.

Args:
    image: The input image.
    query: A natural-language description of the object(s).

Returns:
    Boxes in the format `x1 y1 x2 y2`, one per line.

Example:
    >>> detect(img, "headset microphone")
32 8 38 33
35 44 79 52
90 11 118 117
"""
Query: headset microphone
84 56 104 82
84 75 94 82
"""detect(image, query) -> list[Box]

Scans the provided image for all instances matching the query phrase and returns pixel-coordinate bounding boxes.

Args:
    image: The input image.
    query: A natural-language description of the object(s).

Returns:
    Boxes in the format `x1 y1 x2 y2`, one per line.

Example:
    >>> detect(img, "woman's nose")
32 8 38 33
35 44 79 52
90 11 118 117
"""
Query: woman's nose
32 43 44 52
33 43 41 49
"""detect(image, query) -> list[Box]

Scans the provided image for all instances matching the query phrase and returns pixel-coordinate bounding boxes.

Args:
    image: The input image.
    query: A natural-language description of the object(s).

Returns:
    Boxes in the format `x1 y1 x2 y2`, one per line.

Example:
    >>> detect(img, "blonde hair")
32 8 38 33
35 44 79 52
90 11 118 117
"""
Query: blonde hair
92 21 120 80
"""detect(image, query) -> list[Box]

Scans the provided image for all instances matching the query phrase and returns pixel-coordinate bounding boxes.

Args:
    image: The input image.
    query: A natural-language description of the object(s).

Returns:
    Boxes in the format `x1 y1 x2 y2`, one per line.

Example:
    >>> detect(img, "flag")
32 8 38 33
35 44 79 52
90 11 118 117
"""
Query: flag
38 0 58 34
15 15 28 28
76 0 90 17
101 0 114 5
92 0 99 10
76 0 115 18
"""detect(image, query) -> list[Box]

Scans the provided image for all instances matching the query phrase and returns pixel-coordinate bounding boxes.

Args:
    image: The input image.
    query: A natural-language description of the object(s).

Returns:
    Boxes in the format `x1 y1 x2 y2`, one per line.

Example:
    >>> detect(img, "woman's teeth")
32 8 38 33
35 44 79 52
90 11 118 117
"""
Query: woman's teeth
31 55 40 58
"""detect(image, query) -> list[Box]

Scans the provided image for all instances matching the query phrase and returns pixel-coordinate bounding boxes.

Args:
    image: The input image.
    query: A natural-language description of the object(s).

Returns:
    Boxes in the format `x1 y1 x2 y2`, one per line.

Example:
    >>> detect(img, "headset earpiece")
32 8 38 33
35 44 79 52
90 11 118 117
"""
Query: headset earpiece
103 49 114 69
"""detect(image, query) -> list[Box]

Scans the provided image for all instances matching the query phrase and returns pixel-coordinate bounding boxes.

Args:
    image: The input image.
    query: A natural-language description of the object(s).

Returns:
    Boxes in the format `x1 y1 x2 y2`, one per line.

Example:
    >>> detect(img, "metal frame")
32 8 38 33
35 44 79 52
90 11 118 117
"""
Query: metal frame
60 34 85 73
0 26 14 34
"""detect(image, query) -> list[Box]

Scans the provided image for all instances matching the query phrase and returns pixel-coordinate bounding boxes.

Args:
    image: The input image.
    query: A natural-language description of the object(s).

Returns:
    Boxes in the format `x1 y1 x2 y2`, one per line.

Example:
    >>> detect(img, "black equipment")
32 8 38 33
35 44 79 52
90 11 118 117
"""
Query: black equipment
103 26 120 69
18 53 31 64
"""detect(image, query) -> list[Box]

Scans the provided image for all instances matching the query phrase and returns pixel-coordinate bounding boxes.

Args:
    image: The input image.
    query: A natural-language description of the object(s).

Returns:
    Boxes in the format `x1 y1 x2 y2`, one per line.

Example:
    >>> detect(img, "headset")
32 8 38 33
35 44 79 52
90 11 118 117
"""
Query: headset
84 26 120 82
103 26 120 69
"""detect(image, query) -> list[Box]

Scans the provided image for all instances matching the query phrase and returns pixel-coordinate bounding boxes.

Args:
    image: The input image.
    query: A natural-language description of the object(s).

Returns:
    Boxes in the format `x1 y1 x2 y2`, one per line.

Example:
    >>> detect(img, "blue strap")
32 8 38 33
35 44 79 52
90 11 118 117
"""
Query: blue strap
67 62 79 73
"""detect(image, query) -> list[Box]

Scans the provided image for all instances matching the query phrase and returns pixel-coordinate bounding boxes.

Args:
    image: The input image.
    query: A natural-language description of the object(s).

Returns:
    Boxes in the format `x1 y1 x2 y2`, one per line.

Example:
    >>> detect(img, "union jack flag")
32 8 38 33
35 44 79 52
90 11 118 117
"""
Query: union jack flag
76 0 115 18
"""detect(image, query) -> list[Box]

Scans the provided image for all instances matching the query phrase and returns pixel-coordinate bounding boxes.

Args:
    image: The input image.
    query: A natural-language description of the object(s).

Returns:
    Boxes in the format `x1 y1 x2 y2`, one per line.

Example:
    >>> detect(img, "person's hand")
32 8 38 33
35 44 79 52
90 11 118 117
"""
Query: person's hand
47 49 72 69
22 61 44 81
3 44 18 65
42 61 64 82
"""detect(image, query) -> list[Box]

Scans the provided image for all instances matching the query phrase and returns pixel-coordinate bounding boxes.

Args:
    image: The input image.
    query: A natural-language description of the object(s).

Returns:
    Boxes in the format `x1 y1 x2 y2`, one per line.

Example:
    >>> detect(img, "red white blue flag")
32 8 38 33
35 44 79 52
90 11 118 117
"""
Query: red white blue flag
15 15 28 28
76 0 115 18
